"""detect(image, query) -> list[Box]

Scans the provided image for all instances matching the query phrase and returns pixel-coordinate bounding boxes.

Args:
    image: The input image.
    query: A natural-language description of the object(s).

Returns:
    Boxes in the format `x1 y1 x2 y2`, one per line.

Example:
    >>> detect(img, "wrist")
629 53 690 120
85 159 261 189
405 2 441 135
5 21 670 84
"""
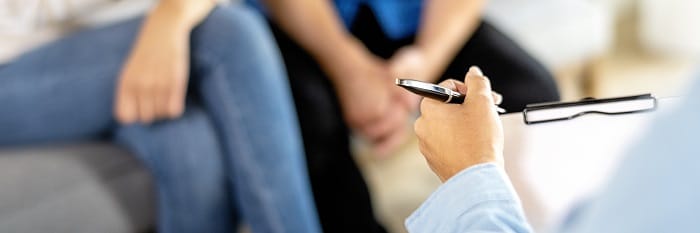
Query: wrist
441 147 503 181
443 159 502 182
315 37 369 83
412 44 451 82
150 1 215 35
147 7 192 38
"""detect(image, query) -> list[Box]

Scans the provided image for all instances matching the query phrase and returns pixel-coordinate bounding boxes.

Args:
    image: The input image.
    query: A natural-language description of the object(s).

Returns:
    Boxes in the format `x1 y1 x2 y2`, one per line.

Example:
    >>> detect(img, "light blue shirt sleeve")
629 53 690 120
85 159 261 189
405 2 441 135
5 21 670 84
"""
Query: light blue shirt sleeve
407 77 700 233
405 163 533 233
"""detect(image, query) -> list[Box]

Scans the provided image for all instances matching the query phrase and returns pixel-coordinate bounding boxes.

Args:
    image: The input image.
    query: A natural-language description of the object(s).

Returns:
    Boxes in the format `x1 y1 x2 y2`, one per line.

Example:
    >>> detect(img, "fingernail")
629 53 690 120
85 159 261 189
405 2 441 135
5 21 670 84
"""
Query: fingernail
470 66 484 76
447 80 457 90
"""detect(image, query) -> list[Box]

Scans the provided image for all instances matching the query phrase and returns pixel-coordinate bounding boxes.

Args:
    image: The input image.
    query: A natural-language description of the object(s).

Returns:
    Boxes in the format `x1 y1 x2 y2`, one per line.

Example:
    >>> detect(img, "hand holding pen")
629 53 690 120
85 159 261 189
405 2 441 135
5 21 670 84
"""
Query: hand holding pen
412 66 507 181
396 67 506 113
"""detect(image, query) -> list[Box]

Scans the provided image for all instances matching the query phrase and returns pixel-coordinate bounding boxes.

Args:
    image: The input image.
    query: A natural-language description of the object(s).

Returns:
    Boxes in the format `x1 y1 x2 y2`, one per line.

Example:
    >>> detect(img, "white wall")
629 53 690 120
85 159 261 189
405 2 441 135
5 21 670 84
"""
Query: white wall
639 0 700 57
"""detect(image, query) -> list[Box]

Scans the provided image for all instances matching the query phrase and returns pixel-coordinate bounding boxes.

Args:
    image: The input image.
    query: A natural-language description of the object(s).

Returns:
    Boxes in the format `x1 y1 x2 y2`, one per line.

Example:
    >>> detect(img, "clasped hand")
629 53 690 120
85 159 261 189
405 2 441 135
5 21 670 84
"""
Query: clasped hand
328 43 443 156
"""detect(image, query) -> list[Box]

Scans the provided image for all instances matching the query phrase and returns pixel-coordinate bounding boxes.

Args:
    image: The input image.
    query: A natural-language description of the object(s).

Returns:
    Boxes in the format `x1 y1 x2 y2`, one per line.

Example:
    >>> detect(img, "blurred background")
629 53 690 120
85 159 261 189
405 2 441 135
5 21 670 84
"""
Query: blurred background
356 0 700 232
2 0 699 232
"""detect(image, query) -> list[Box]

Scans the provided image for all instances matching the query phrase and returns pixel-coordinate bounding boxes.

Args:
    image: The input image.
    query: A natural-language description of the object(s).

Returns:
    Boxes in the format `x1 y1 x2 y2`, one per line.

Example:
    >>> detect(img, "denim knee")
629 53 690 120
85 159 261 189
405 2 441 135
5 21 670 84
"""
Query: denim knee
114 107 226 195
114 106 235 232
190 5 281 67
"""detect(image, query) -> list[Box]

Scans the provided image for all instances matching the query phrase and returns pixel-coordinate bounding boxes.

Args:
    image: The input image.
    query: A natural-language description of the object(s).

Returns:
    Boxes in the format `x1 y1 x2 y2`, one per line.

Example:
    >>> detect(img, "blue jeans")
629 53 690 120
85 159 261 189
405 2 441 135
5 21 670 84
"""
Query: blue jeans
0 6 320 233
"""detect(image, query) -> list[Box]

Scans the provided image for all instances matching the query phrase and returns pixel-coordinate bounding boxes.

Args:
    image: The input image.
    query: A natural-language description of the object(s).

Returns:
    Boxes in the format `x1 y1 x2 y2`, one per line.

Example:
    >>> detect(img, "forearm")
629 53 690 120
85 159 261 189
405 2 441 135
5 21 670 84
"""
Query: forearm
143 0 217 37
127 0 217 58
416 0 486 81
261 0 362 82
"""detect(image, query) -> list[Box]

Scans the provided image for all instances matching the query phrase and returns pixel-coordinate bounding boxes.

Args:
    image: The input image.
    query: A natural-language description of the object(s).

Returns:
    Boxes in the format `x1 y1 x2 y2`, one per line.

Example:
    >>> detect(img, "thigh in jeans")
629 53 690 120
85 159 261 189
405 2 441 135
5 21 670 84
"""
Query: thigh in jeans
114 105 234 233
0 18 142 145
0 15 238 233
188 6 321 233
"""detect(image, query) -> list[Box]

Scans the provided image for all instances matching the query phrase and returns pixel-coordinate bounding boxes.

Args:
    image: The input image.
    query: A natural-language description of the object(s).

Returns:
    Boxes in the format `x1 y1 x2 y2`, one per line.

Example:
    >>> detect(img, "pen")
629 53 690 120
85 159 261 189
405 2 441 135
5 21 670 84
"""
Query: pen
395 79 506 113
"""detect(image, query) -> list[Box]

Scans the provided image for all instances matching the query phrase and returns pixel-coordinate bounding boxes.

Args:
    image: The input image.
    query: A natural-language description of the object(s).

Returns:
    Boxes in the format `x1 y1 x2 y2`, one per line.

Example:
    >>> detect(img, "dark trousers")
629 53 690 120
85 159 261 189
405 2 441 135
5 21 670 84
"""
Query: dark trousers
269 6 560 233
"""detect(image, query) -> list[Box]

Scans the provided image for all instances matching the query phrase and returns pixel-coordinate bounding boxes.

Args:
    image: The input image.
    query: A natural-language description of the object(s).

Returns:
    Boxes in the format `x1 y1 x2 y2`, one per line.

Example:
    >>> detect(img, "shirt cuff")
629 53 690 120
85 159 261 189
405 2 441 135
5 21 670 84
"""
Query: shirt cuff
405 163 522 232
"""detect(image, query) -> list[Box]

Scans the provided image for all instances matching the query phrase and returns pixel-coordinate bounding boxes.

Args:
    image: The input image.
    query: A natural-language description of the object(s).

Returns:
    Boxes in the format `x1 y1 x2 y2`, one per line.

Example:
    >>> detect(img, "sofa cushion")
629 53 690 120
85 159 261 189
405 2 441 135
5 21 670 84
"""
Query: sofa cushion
0 143 155 233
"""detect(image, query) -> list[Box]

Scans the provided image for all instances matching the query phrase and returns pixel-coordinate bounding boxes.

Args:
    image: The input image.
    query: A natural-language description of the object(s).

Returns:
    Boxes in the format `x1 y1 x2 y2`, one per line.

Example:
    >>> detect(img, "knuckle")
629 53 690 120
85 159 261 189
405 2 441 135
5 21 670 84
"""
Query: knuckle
471 91 494 102
122 79 139 91
116 111 134 124
437 79 453 87
167 102 185 118
136 78 156 91
348 113 367 128
474 74 489 81
475 76 493 88
475 91 492 98
361 126 376 137
413 118 424 137
360 112 381 127
115 104 135 124
169 108 183 118
419 99 429 115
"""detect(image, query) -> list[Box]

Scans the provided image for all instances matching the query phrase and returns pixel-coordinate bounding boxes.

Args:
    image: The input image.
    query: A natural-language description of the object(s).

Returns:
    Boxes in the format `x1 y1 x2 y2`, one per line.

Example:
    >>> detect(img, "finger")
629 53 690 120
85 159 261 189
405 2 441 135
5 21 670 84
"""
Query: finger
153 84 170 121
453 80 468 95
166 81 186 119
400 92 422 113
436 79 468 95
388 57 405 77
114 84 138 124
373 122 410 157
436 79 458 91
413 117 424 139
361 79 404 139
372 105 411 156
389 60 415 81
389 46 424 78
390 82 421 113
418 96 443 117
492 92 503 105
465 66 495 104
362 102 406 141
136 86 155 124
382 66 398 85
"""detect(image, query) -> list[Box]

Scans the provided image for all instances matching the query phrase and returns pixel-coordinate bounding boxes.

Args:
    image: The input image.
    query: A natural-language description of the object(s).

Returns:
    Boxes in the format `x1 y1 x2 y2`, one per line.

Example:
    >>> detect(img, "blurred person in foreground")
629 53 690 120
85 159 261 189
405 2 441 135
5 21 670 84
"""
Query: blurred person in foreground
247 0 560 232
409 66 700 232
0 0 320 232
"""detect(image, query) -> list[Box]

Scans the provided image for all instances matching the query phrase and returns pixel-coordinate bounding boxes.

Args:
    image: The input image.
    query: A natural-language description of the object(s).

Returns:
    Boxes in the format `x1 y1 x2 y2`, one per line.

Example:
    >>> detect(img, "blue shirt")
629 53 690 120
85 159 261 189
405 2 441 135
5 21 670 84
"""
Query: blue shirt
246 0 423 40
407 77 700 232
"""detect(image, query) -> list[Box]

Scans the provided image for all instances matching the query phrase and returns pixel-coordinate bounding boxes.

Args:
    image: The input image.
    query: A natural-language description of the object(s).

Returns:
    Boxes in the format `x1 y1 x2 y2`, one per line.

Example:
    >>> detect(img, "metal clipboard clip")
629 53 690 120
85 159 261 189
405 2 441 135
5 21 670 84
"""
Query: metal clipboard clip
523 94 658 125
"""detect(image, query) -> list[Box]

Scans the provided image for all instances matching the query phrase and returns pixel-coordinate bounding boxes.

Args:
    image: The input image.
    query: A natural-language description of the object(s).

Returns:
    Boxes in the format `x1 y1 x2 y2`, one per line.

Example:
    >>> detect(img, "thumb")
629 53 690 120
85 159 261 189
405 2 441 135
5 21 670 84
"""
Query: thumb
465 66 495 104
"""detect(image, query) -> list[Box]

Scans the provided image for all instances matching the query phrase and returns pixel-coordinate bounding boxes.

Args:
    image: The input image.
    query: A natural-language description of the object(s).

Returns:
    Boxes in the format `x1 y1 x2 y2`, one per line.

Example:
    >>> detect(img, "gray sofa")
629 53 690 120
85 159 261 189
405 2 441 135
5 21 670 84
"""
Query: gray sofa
0 143 154 233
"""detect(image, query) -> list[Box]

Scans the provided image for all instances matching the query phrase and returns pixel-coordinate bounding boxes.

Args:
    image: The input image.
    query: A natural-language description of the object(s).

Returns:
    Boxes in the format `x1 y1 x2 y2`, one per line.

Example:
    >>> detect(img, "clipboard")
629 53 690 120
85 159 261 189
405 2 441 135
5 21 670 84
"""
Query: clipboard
522 94 658 125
